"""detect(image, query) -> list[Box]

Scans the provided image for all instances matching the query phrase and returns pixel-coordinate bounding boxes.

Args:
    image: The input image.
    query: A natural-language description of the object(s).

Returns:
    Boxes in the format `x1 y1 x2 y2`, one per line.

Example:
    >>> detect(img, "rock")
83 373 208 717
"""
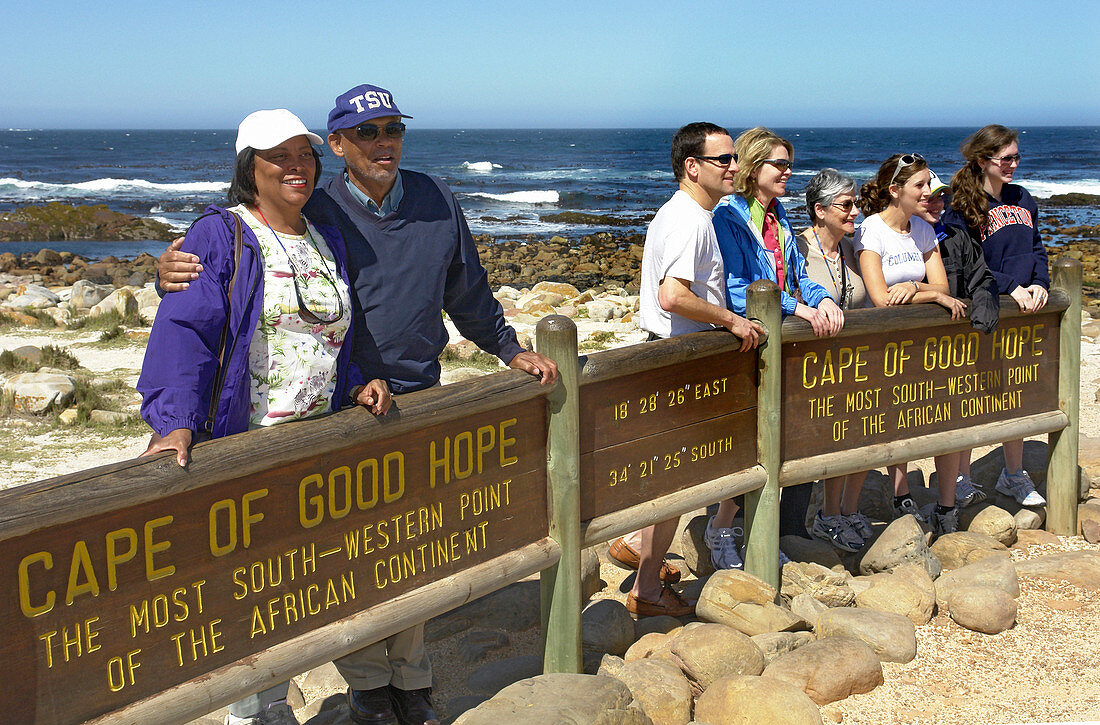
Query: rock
1083 519 1100 544
457 630 510 664
624 631 675 663
816 608 917 663
10 345 43 364
582 547 603 601
634 615 681 639
930 532 1010 571
426 580 540 641
780 561 855 607
680 514 715 577
751 631 815 666
889 563 937 602
859 514 941 579
69 279 115 309
1016 551 1100 590
1012 528 1061 549
967 505 1017 546
788 594 827 627
88 409 131 425
582 599 636 657
2 372 75 414
454 673 649 725
532 281 581 299
935 555 1019 614
696 570 805 636
0 202 173 243
854 573 934 625
58 407 79 425
668 622 765 693
762 636 884 705
89 287 137 318
39 306 72 326
465 654 545 696
948 585 1018 634
779 534 846 570
597 654 626 679
4 283 59 309
609 658 692 725
1079 502 1100 536
1014 507 1045 530
585 300 621 322
133 284 161 309
694 675 823 725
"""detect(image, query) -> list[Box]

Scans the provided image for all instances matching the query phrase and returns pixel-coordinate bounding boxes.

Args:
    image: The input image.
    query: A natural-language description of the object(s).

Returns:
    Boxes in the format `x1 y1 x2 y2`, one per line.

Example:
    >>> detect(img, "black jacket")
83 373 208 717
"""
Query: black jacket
936 221 999 334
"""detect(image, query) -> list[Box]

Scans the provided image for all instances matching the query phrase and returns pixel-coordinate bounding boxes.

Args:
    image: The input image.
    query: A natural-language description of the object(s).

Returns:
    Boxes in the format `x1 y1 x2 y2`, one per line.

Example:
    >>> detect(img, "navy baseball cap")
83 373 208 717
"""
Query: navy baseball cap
327 84 412 135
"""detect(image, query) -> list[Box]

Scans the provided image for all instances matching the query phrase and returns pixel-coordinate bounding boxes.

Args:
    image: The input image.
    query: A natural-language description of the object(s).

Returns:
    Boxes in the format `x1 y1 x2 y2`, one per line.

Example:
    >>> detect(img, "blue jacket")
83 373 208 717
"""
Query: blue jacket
712 195 830 316
138 205 364 439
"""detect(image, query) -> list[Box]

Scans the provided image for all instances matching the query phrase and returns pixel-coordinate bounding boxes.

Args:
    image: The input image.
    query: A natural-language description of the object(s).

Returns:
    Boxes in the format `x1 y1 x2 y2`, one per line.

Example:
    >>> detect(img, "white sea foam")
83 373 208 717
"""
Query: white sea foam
462 161 502 172
463 190 560 204
1018 179 1100 199
0 177 228 196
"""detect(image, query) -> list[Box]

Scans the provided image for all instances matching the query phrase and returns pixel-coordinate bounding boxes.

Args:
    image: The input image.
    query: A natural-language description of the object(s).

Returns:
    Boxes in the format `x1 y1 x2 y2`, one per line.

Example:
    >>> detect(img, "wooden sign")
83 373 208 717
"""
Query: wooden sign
0 396 547 724
579 346 757 519
782 313 1061 460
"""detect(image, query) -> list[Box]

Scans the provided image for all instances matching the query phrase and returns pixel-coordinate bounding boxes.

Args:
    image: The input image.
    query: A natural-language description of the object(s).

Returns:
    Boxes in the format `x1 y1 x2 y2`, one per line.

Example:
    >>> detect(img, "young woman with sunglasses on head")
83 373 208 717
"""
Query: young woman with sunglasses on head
706 128 844 569
856 153 968 535
943 124 1049 507
138 111 392 724
796 168 873 551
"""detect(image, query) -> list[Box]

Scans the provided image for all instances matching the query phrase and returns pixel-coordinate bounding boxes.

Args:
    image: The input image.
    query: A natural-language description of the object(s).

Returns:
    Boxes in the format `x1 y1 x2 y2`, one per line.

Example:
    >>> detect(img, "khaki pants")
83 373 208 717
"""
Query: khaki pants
334 624 432 690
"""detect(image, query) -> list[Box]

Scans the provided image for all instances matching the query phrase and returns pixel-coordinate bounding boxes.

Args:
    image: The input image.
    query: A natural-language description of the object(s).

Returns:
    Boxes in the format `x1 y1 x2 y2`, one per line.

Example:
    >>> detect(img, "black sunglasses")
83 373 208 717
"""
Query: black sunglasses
695 153 738 166
354 121 406 141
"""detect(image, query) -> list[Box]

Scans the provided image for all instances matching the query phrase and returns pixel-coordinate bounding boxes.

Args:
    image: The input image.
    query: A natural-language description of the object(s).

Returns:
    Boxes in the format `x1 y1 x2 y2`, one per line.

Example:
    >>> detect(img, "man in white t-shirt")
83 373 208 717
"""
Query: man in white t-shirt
615 122 763 618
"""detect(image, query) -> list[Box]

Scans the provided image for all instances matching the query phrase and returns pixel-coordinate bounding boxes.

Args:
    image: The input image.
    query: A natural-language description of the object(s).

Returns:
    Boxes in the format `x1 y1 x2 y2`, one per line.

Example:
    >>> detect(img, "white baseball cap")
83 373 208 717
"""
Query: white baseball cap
235 109 324 155
928 169 949 197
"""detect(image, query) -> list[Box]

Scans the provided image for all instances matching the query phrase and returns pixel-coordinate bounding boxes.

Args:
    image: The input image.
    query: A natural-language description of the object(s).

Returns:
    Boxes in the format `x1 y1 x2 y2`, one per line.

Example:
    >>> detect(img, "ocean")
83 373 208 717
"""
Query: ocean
1 126 1098 260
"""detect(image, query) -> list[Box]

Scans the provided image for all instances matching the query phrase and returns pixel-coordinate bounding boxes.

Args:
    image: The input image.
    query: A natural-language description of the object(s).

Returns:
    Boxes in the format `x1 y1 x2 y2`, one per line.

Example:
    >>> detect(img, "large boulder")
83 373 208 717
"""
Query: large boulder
762 637 884 705
1016 551 1100 590
967 505 1018 546
854 573 934 625
947 586 1018 634
750 631 815 666
68 279 115 309
2 372 75 414
929 532 1010 571
696 570 804 636
88 287 138 318
934 556 1019 611
693 675 823 725
816 608 917 663
582 599 635 657
859 515 941 579
780 561 855 607
680 515 715 577
607 658 692 725
454 674 650 725
4 283 59 309
668 623 765 693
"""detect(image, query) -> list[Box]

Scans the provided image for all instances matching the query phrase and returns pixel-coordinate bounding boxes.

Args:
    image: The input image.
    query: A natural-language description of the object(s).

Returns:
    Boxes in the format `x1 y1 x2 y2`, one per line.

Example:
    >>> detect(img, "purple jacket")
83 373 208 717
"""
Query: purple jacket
138 205 364 439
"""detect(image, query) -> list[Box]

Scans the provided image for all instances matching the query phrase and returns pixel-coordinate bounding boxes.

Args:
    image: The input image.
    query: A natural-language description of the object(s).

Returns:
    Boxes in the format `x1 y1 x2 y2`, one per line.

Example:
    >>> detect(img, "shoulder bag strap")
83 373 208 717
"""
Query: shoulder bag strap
203 213 244 436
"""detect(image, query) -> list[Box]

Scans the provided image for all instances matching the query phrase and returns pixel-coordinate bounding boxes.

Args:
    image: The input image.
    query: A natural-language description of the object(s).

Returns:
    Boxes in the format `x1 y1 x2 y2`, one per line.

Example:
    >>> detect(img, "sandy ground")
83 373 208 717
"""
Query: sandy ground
2 323 1099 724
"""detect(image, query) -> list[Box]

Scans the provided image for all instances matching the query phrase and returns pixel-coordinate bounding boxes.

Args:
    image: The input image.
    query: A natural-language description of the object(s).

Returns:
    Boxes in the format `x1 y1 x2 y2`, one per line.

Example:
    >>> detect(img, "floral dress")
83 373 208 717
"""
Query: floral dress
231 205 352 427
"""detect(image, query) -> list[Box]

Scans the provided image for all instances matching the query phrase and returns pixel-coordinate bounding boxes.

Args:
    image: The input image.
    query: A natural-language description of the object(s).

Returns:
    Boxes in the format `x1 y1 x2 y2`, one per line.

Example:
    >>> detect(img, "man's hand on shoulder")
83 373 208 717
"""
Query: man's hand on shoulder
157 236 203 292
508 351 559 386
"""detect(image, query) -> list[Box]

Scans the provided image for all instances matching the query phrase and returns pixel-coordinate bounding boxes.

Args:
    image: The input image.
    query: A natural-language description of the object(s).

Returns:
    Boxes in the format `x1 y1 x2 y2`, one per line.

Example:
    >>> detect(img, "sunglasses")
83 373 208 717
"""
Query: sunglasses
988 153 1022 166
694 153 738 166
888 153 925 185
830 199 857 213
760 158 793 171
354 121 407 141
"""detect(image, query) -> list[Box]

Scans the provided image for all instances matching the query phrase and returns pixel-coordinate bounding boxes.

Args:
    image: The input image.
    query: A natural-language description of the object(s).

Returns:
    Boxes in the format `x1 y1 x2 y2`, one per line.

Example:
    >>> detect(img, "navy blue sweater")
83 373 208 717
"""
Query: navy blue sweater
943 184 1049 294
305 170 523 394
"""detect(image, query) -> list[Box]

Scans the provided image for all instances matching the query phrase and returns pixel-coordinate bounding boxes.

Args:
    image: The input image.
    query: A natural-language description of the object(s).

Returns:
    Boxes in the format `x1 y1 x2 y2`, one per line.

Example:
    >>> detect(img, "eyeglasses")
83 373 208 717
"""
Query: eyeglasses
988 153 1022 166
354 121 406 141
760 158 793 171
830 199 857 213
888 153 925 185
694 153 738 166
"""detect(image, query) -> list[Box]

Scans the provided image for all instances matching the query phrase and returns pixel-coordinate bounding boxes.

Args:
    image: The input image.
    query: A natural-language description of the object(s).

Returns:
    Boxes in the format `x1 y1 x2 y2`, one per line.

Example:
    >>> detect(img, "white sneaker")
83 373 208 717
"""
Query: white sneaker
996 469 1046 506
225 703 299 725
845 512 874 541
955 474 987 507
811 512 864 552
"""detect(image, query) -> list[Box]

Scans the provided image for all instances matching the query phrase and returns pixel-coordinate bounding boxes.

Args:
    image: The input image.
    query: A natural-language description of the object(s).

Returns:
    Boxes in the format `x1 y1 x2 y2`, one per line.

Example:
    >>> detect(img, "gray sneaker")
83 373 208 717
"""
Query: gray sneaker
930 506 961 536
705 519 744 570
225 703 300 725
893 496 927 524
996 469 1046 506
811 512 864 552
955 474 987 507
845 512 874 541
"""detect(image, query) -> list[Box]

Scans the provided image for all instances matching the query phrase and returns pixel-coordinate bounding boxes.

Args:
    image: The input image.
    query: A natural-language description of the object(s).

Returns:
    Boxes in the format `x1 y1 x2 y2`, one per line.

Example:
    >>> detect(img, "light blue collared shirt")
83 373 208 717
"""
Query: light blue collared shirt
343 170 403 216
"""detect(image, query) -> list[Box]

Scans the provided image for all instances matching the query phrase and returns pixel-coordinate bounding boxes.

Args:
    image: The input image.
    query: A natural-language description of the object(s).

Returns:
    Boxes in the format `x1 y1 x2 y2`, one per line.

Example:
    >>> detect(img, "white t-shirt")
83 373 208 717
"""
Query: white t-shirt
853 214 938 286
639 190 727 338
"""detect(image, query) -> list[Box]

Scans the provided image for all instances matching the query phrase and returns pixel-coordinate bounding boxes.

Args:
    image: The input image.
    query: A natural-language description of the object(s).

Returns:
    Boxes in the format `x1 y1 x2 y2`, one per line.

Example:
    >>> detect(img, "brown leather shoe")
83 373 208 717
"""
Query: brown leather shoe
608 537 681 583
626 586 695 618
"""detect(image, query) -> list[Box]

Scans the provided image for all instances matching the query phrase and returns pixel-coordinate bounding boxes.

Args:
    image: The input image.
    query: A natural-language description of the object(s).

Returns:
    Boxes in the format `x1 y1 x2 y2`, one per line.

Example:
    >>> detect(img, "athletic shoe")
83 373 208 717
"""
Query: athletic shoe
930 506 961 536
846 512 874 541
705 519 744 570
995 469 1046 506
893 496 927 524
955 474 987 507
810 512 864 552
225 703 300 725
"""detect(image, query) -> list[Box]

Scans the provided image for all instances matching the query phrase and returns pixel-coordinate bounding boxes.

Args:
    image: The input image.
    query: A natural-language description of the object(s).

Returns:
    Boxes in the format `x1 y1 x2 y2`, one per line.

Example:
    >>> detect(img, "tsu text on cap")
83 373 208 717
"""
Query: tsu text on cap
327 84 412 135
236 109 323 155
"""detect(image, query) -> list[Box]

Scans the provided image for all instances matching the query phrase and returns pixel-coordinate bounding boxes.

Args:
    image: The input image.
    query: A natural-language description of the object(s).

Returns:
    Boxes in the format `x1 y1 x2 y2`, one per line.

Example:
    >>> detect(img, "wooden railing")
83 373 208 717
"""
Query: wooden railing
0 258 1081 724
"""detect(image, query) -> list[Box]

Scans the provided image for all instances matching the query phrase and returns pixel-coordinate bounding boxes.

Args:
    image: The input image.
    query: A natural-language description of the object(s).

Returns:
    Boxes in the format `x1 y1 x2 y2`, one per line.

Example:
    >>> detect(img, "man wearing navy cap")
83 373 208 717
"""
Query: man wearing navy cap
159 85 557 725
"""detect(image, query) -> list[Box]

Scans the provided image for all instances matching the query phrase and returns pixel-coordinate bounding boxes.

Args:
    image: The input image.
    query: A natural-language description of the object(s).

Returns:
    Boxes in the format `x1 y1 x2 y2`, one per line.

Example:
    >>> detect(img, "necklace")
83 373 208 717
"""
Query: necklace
811 227 850 308
252 207 345 325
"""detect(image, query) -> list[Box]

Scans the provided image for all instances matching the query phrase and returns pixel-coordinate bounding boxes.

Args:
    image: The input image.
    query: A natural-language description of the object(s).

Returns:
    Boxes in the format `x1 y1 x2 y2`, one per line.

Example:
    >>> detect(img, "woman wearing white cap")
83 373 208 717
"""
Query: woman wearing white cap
138 109 391 725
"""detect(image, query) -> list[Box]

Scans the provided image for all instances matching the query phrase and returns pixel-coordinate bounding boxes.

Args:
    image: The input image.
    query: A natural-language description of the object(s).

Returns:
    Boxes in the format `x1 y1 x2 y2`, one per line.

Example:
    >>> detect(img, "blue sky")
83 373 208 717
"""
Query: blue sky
4 0 1098 129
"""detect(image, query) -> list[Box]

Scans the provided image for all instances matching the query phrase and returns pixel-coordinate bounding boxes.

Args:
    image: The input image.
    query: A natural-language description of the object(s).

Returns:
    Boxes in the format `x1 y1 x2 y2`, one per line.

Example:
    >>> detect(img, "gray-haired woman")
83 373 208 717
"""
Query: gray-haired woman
796 168 872 551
